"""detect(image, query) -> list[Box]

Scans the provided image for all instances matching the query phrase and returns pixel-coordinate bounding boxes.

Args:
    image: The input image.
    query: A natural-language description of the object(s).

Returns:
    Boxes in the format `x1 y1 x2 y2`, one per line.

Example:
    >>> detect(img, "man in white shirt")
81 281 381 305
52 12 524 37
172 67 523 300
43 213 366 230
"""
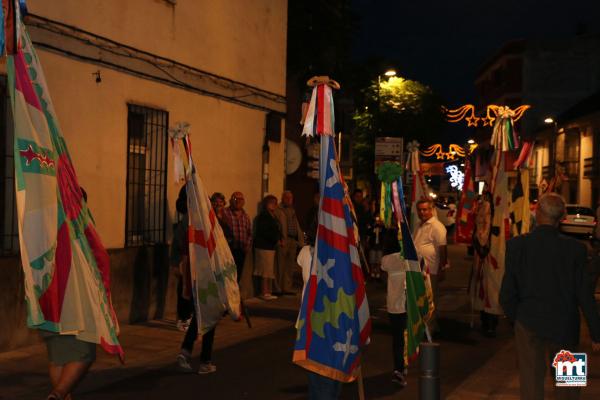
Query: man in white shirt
413 199 448 334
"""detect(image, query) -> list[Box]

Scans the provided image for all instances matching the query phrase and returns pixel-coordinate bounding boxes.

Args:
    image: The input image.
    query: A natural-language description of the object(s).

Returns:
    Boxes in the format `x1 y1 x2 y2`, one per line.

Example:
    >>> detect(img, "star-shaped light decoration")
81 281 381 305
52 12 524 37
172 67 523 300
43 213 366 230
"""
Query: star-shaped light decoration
465 115 480 127
168 121 191 140
481 116 494 126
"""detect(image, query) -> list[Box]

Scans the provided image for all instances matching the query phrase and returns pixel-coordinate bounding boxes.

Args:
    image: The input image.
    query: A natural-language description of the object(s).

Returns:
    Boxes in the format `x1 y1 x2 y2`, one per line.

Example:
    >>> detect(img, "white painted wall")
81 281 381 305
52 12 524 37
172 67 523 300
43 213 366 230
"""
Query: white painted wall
28 0 288 95
18 0 288 248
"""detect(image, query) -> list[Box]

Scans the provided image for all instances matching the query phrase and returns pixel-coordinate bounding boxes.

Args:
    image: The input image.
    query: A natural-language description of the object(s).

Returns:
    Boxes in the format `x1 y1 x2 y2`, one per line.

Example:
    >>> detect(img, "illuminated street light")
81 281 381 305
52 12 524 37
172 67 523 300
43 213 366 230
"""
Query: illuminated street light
544 117 555 124
467 139 475 144
376 69 398 134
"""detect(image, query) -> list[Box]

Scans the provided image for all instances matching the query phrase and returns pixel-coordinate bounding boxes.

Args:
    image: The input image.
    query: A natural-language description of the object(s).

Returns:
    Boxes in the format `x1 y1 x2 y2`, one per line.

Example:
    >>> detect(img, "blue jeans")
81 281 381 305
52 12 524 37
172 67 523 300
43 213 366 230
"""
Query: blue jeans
308 371 342 400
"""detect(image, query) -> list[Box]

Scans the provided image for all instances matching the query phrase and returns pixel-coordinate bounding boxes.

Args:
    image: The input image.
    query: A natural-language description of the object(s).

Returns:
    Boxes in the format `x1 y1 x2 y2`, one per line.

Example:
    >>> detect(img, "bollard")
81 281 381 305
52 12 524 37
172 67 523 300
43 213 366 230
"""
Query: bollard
419 342 440 400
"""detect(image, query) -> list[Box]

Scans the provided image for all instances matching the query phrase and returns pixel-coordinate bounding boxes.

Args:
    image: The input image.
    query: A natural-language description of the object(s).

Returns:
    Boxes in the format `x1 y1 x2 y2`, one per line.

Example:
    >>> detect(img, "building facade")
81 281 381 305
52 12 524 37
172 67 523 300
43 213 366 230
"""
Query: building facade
474 34 600 202
533 92 600 207
0 0 288 351
475 34 600 140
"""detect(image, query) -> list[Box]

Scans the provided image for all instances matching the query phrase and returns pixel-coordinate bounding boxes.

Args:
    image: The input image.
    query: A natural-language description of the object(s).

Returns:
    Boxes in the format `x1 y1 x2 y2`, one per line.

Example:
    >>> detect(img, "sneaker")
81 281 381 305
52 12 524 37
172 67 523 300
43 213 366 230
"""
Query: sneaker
197 362 217 374
392 370 407 387
176 353 194 373
176 319 190 332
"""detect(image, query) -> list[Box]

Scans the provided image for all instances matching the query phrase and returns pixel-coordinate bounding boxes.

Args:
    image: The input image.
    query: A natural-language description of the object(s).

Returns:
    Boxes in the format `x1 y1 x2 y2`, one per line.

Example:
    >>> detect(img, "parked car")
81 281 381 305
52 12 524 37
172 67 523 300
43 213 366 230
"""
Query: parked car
559 205 596 237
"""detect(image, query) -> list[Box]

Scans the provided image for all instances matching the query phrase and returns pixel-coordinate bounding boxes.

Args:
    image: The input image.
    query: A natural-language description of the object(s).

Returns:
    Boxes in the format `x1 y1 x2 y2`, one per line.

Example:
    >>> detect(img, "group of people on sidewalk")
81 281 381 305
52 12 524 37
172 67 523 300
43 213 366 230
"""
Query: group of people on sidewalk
169 187 306 375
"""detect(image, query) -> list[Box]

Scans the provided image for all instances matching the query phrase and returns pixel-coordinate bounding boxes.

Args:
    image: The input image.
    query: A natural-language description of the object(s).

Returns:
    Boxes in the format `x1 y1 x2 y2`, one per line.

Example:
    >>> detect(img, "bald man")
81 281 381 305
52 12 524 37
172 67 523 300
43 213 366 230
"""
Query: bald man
500 193 600 400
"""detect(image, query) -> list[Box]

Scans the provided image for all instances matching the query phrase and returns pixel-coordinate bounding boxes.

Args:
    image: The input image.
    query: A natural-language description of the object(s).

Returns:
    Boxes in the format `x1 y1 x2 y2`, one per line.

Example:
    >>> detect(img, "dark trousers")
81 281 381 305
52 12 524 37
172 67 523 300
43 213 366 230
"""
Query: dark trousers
514 321 580 400
480 311 498 333
231 248 246 283
389 313 407 371
181 314 216 363
176 277 193 321
307 371 342 400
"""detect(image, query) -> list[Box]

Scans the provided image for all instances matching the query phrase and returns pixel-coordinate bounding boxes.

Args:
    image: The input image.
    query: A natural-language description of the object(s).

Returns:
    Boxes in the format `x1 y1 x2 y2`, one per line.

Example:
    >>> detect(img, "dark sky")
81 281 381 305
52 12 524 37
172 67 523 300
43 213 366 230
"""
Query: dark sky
352 0 600 105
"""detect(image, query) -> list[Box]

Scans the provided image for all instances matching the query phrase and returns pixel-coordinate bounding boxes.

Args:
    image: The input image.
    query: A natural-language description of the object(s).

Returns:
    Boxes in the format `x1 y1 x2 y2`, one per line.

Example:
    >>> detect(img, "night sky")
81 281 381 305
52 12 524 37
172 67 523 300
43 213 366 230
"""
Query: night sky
352 0 600 105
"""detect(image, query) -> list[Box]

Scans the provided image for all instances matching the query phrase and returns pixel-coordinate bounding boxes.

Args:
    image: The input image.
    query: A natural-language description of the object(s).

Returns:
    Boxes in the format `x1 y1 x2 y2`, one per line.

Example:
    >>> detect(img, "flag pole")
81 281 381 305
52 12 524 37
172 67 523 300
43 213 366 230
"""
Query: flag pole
424 324 433 343
357 366 366 400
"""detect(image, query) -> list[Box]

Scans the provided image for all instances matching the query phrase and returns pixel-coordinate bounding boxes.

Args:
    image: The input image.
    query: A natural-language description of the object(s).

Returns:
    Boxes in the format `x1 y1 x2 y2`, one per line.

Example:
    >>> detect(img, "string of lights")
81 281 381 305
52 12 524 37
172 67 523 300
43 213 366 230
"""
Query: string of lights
445 104 530 127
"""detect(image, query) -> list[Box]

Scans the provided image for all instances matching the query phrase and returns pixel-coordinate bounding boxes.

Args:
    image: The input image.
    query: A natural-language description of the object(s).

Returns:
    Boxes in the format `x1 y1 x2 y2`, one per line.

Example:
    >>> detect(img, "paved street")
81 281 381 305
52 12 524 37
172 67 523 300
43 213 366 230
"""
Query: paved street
1 244 599 399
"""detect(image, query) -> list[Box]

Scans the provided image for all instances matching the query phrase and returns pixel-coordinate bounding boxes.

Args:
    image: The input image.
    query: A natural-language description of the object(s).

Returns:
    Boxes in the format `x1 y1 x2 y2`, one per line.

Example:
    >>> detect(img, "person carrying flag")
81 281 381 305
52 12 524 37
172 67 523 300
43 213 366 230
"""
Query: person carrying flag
413 199 447 335
380 229 408 387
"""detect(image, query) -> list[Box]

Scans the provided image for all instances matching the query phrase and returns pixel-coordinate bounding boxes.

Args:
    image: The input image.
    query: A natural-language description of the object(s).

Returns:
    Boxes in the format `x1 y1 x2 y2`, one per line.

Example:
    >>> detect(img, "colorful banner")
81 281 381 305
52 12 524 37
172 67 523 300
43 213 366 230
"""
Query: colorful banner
293 134 371 382
456 159 476 243
472 132 510 315
9 16 122 358
396 177 432 363
171 131 241 334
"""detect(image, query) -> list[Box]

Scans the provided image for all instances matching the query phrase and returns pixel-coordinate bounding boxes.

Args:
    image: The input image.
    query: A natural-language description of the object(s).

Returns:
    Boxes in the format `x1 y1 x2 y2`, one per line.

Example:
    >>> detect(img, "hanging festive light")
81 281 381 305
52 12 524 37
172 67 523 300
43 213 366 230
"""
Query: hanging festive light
445 104 530 127
446 165 465 191
420 143 476 160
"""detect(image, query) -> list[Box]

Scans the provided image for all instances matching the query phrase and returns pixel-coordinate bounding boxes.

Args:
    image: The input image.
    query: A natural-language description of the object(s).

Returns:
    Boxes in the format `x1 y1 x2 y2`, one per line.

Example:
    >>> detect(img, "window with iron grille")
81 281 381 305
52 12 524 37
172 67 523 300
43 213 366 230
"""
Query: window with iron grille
125 104 168 246
0 75 19 256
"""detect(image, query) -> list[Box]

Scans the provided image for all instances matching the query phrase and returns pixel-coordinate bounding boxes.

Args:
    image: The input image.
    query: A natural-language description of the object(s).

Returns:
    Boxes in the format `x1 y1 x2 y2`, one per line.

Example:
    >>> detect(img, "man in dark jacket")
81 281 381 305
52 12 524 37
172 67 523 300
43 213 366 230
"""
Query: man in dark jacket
500 193 600 400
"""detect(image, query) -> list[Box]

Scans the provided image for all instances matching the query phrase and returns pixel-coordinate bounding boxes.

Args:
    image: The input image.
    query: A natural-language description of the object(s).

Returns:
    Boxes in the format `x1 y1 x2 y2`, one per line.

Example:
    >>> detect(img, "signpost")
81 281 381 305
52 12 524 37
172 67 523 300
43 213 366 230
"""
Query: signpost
375 137 404 171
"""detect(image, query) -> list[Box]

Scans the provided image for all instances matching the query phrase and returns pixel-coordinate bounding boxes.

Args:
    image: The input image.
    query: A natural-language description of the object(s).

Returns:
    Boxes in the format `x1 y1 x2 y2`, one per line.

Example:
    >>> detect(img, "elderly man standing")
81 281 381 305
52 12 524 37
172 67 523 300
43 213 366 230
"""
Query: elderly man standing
500 193 600 400
223 191 252 282
275 190 304 294
413 198 447 335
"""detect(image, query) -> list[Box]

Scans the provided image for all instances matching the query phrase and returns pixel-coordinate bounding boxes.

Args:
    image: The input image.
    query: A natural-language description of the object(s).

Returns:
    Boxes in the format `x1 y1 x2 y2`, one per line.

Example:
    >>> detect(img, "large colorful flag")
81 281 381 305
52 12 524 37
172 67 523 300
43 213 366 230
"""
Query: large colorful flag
456 159 477 243
170 128 241 334
7 5 122 358
471 119 510 316
295 80 370 382
376 161 432 362
394 177 432 363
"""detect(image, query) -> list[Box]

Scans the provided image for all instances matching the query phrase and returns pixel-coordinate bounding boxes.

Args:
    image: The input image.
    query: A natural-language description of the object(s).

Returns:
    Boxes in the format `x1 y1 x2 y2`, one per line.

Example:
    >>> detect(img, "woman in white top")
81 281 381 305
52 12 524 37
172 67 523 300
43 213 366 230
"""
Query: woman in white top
380 229 408 387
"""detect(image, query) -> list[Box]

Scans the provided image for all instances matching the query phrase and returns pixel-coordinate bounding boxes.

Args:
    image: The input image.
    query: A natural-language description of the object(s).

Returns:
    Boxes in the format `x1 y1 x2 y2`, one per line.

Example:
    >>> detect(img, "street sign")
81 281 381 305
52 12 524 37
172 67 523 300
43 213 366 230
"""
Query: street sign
375 137 403 172
375 137 404 158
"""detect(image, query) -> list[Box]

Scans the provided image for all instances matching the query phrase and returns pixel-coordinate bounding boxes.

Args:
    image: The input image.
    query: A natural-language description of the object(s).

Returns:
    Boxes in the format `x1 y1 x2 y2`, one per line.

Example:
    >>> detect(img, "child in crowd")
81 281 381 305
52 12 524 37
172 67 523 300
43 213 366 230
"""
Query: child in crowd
380 229 408 387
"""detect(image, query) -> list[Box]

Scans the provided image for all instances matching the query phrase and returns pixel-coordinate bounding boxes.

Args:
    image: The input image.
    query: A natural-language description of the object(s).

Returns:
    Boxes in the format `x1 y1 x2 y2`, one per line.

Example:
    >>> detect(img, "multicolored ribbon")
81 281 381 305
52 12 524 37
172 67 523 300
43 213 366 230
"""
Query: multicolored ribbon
491 106 520 152
301 83 336 137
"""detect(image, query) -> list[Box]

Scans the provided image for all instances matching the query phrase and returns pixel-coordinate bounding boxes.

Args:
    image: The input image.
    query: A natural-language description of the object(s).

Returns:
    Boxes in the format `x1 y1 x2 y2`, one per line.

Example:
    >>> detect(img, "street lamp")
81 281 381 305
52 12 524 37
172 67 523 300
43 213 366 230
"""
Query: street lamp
376 69 397 134
544 117 555 124
467 139 475 144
